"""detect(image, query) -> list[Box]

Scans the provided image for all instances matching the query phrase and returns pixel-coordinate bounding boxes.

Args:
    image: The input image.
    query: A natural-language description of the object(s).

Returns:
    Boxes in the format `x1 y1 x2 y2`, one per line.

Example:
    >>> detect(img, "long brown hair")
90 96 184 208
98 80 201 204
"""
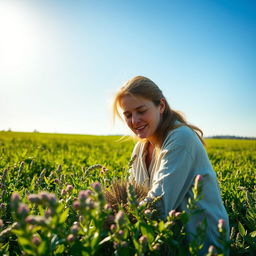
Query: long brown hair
113 76 205 146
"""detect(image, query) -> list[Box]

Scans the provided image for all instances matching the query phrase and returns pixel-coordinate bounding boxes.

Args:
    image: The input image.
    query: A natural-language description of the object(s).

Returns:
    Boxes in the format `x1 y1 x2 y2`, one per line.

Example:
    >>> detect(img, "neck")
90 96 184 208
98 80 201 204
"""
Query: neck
147 136 159 148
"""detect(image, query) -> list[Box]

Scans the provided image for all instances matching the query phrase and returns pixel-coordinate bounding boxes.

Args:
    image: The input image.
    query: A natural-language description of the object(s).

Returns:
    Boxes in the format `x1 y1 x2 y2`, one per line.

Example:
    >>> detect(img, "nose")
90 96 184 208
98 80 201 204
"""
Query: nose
131 113 140 126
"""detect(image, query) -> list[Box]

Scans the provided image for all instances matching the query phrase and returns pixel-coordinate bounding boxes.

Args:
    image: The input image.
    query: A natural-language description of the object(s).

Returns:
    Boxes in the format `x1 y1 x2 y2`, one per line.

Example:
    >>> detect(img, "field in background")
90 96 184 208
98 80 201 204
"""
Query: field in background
0 132 255 255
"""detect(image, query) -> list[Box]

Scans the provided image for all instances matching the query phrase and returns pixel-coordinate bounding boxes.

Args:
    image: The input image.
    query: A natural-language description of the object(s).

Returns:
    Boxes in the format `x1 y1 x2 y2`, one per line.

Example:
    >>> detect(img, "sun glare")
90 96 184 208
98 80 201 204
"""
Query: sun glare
0 1 43 76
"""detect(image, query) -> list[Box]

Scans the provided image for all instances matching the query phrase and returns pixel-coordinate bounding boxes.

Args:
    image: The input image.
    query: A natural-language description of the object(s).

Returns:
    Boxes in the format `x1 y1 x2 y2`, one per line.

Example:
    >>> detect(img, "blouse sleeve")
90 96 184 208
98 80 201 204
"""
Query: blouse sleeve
147 127 197 214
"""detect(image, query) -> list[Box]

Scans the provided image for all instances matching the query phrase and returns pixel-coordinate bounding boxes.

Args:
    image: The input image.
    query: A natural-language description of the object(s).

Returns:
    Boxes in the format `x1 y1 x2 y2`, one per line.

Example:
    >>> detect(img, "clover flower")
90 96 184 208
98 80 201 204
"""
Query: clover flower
25 216 48 226
91 182 101 192
66 184 74 192
175 212 182 218
139 235 148 246
11 192 21 207
144 209 152 218
78 190 92 201
70 222 79 235
194 174 203 189
218 219 225 232
169 210 176 218
110 224 116 232
208 245 216 254
28 194 41 204
17 203 29 218
61 189 67 196
54 178 61 185
32 235 41 246
73 200 80 210
152 243 161 251
67 234 75 242
115 211 125 226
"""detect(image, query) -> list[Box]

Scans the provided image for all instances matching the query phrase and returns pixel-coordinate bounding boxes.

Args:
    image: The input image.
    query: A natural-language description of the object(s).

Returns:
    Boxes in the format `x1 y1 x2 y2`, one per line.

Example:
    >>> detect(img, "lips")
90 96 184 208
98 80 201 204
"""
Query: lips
134 125 147 133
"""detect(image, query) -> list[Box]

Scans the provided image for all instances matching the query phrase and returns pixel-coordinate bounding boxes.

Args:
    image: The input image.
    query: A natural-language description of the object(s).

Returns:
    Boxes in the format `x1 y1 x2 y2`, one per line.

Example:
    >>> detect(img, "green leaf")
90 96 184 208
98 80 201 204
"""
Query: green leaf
44 176 50 185
132 237 140 251
140 222 154 243
12 229 25 236
38 240 47 255
238 222 246 237
17 236 32 247
250 231 256 238
91 231 100 248
55 244 65 254
59 208 69 224
158 221 165 232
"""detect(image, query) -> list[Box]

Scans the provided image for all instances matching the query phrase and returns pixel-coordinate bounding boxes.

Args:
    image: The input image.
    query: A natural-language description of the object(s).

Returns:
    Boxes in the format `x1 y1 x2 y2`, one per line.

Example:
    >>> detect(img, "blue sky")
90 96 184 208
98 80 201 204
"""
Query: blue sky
0 0 255 137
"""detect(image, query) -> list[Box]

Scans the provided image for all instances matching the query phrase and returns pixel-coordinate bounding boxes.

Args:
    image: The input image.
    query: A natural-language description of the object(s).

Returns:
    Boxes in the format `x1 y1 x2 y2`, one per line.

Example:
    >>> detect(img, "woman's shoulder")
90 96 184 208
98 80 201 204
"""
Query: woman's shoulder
163 124 199 149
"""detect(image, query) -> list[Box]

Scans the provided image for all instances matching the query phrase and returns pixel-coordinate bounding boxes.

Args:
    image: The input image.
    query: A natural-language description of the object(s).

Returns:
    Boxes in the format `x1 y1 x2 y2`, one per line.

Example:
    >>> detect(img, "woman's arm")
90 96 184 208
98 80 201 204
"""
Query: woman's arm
146 127 198 214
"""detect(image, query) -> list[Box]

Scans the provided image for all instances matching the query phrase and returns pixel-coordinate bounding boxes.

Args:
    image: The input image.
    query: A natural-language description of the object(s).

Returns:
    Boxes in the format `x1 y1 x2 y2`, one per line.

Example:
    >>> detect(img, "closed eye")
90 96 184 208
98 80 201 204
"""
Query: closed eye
124 113 131 118
138 110 147 114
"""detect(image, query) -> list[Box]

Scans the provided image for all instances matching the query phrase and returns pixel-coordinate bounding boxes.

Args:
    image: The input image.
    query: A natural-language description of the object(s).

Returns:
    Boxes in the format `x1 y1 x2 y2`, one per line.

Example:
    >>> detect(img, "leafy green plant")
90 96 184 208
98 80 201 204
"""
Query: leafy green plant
0 132 255 255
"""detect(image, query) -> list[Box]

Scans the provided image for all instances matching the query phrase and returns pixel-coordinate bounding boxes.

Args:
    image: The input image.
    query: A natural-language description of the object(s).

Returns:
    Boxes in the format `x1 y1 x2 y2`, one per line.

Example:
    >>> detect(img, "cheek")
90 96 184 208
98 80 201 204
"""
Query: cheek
125 119 132 128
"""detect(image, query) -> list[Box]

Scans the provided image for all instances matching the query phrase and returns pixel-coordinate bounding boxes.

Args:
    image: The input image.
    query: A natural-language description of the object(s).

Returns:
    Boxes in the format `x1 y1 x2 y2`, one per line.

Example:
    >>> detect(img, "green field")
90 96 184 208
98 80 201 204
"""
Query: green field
0 132 255 255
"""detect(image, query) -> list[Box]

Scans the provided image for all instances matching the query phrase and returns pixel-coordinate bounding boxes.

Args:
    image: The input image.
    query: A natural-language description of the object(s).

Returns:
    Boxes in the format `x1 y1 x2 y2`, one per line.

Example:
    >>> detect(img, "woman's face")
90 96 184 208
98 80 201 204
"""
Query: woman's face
120 94 165 143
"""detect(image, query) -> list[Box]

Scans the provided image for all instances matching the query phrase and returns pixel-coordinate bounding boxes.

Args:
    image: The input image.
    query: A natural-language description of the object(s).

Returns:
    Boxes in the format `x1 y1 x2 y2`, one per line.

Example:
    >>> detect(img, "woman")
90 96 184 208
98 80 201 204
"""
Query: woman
112 76 229 254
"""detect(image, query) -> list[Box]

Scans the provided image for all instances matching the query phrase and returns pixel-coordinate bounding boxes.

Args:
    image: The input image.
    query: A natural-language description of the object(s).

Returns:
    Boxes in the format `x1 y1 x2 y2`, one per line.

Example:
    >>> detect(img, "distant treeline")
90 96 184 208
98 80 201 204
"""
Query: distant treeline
206 135 256 140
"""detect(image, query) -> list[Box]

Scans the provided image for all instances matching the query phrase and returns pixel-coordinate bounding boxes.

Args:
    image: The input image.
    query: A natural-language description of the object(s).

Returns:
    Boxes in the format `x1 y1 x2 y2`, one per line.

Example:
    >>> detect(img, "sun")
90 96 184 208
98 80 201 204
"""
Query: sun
0 1 42 76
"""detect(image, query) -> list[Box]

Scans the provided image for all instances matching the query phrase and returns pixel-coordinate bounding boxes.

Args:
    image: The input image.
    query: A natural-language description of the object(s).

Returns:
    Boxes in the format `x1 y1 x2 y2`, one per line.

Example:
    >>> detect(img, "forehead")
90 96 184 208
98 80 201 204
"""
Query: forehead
120 94 153 111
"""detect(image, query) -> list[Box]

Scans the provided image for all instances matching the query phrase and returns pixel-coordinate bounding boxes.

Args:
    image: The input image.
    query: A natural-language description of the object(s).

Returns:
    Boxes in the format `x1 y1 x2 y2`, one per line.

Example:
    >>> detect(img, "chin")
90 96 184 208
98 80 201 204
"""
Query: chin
136 133 148 139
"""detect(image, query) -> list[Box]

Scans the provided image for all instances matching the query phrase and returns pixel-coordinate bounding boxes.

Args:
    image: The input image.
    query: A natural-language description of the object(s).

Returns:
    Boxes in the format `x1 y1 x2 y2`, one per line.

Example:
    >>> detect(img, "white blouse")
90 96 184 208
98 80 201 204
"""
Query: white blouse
129 124 230 254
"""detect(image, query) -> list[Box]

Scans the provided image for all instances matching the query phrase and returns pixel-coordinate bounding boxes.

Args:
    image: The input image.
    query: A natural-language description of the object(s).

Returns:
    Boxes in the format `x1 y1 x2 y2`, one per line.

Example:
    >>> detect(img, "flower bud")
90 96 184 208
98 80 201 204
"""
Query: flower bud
175 212 182 218
104 203 112 211
48 193 57 206
78 190 92 201
26 216 47 226
85 198 95 209
218 219 225 231
139 235 148 246
28 194 41 204
73 200 80 210
91 182 101 192
208 245 216 254
67 234 75 242
66 185 74 192
32 235 41 246
115 211 125 226
39 191 49 202
118 230 124 237
194 174 203 189
152 243 161 251
0 203 6 211
17 203 29 218
110 224 116 232
61 189 67 196
25 215 37 225
144 209 152 218
169 210 176 218
70 223 79 235
54 178 60 184
11 192 20 207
